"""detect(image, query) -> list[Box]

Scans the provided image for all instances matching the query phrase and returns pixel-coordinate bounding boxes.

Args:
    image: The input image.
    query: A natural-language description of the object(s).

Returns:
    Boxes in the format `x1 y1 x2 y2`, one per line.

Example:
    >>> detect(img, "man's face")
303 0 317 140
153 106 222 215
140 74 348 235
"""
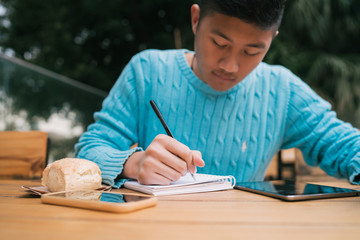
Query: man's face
191 5 277 92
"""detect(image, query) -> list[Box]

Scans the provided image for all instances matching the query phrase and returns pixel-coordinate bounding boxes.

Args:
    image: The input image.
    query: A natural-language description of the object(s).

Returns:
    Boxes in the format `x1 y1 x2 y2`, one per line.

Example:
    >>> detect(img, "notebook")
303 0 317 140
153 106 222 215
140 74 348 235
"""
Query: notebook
124 173 236 196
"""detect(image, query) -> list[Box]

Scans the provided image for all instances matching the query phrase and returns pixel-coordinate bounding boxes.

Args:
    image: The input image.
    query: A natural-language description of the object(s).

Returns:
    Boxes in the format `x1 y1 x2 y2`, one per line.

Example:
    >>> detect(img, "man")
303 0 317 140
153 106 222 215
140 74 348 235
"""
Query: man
75 0 360 187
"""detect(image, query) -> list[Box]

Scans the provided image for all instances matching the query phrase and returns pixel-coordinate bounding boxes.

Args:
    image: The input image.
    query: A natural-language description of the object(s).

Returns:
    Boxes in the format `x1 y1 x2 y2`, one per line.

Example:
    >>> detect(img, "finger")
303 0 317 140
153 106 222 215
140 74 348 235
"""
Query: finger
192 150 205 167
188 150 205 174
156 135 194 172
157 148 188 175
154 161 183 182
138 171 172 185
140 154 183 182
146 138 188 175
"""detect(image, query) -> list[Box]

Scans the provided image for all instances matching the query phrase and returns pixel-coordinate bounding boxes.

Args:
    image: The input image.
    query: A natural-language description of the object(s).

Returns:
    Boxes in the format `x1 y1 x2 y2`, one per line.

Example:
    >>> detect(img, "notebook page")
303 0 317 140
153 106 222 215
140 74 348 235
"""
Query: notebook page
126 173 235 190
171 173 228 185
150 181 234 195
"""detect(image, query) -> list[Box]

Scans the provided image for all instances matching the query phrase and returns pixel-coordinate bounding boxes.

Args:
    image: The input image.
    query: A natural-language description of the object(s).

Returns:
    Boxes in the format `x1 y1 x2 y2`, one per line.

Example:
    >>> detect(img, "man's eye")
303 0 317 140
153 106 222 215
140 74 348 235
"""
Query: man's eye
244 50 259 56
212 39 227 48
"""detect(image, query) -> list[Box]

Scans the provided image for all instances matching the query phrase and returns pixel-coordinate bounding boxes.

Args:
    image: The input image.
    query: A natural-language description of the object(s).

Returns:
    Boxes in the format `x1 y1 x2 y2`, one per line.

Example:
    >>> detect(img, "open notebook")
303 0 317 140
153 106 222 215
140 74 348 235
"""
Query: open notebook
124 173 236 196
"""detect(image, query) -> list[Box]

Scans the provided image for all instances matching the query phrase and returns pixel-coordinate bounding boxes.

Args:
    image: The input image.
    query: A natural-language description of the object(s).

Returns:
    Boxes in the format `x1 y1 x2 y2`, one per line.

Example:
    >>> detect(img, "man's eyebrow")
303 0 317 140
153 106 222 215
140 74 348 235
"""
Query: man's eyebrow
211 29 232 42
211 29 266 49
246 43 266 49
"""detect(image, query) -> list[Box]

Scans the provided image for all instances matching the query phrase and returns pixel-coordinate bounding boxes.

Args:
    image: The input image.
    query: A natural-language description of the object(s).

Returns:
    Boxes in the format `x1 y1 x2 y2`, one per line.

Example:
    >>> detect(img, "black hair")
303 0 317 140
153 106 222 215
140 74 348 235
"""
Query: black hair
197 0 287 30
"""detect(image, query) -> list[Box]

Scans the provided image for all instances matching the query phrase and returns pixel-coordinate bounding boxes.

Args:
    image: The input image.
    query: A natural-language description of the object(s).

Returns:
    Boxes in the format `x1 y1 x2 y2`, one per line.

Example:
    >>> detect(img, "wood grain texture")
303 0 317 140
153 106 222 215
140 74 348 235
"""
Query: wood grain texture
0 179 359 240
0 131 48 179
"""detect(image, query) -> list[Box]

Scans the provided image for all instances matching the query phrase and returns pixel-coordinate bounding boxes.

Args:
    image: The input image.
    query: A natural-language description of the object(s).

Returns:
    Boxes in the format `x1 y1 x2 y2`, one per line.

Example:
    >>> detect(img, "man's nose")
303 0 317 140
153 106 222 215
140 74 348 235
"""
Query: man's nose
218 54 239 73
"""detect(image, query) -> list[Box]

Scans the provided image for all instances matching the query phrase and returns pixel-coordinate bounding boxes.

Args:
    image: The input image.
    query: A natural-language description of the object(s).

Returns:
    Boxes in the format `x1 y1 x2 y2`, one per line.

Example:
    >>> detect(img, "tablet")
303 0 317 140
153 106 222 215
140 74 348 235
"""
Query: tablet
234 180 360 201
41 190 158 213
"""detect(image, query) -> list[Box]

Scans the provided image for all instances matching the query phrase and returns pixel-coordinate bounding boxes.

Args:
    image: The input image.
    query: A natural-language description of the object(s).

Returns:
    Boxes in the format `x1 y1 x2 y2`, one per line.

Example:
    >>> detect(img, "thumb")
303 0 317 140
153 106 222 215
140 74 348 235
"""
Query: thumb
192 150 205 168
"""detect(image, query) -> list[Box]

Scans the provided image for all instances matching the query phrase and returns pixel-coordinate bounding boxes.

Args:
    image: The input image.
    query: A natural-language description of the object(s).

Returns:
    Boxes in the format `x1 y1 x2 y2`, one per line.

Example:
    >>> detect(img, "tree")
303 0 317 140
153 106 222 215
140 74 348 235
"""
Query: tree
0 0 194 91
265 0 360 127
1 0 360 127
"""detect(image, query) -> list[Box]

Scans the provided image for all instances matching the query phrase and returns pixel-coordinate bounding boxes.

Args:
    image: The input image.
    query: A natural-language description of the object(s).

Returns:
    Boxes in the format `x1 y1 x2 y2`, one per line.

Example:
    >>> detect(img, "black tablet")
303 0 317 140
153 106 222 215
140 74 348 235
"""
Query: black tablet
234 180 360 201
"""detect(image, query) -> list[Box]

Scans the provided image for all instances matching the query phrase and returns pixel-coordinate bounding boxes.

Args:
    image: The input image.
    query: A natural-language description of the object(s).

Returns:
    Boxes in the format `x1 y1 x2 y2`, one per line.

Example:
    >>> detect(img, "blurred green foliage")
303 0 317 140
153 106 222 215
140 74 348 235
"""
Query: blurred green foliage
0 0 359 127
265 0 360 126
0 0 194 91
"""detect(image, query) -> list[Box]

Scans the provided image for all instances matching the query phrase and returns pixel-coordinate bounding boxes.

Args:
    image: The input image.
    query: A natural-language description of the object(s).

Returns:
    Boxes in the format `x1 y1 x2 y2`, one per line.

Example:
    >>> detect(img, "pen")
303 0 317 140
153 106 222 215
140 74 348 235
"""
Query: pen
150 100 196 181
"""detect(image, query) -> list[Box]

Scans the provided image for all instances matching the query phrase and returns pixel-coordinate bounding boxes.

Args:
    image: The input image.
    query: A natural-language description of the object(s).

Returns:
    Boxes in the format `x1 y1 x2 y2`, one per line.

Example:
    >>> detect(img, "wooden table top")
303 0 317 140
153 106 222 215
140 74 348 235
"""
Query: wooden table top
1 178 359 240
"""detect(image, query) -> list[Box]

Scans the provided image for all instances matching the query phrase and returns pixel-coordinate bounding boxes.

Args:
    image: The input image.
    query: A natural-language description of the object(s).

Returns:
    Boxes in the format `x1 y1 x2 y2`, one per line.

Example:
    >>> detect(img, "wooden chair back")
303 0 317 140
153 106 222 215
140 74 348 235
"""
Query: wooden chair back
0 131 48 179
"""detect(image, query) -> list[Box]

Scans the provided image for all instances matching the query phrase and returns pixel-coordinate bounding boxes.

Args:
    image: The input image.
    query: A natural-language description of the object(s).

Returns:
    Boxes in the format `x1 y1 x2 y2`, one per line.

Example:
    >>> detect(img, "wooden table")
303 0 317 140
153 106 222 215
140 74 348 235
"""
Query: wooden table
1 178 359 240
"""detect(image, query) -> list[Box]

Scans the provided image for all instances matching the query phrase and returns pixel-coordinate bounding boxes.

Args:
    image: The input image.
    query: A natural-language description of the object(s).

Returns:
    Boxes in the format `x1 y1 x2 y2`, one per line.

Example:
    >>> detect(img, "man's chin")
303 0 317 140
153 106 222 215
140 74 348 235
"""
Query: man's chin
208 83 234 92
207 73 240 91
199 73 240 91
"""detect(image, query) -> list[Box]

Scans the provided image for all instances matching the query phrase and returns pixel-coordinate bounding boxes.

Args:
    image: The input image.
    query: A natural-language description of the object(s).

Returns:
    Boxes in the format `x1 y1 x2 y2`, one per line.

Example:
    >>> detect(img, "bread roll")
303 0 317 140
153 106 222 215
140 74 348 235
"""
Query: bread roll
41 158 102 192
65 190 102 200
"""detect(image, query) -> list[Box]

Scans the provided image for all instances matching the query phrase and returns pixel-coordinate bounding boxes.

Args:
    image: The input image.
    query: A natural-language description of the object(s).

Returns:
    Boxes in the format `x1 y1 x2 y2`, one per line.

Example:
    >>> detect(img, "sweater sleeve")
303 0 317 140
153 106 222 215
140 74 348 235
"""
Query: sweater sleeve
282 75 360 184
75 57 143 188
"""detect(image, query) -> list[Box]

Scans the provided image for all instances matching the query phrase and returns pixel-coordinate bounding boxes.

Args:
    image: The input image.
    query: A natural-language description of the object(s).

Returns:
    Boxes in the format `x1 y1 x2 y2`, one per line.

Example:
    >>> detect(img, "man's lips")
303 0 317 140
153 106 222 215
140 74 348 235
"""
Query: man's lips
212 71 236 82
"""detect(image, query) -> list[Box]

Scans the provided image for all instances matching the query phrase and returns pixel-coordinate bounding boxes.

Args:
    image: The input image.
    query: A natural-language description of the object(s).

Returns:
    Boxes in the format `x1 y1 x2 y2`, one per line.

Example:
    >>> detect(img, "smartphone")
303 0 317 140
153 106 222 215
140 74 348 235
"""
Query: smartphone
41 190 158 213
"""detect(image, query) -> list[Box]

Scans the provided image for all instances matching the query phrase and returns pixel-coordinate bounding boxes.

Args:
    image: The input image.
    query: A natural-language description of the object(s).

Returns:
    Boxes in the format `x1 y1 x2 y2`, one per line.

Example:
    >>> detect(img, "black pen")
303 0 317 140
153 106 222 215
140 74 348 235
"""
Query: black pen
150 100 196 181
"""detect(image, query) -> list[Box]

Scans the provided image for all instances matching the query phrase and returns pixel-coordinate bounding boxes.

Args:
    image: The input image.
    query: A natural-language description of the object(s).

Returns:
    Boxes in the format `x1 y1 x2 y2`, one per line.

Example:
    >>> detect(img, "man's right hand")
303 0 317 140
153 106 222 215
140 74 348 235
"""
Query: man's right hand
121 134 205 185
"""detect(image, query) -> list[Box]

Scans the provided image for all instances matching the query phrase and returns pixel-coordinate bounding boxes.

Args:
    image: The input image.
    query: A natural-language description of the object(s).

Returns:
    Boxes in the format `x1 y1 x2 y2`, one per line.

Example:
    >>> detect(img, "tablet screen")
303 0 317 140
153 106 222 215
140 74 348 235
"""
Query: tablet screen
234 180 360 201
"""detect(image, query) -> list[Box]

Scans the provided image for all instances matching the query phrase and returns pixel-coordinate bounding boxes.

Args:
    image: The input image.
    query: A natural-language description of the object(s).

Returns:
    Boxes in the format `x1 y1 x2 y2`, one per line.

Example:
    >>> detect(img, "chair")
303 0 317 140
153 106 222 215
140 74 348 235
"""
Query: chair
0 131 48 179
276 149 297 180
265 148 297 180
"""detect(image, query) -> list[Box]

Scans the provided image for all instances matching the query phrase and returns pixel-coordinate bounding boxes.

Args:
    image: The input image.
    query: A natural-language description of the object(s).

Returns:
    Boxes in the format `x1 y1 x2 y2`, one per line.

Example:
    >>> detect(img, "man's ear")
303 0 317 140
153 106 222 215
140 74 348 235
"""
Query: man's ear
191 4 200 35
273 30 279 38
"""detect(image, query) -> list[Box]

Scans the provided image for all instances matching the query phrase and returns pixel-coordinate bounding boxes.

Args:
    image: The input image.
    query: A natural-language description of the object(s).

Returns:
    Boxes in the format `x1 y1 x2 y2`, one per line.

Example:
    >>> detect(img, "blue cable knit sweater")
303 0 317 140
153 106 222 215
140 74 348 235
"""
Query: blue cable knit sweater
75 49 360 187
